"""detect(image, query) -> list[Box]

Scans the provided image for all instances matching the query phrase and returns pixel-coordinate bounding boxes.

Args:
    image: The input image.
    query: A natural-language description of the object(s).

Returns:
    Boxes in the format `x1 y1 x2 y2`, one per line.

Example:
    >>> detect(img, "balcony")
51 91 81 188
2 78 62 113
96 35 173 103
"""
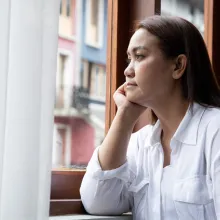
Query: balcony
72 86 90 110
54 86 90 117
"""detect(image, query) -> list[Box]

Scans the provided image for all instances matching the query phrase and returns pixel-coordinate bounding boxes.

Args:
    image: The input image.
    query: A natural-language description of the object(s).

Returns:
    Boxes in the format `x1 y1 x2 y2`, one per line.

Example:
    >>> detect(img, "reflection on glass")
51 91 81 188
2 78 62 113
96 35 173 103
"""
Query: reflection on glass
52 0 107 171
161 0 204 35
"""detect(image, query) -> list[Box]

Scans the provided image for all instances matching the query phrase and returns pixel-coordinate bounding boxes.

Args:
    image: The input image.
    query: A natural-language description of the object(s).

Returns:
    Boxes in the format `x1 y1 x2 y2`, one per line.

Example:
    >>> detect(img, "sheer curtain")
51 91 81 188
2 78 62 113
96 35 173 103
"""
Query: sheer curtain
0 0 60 219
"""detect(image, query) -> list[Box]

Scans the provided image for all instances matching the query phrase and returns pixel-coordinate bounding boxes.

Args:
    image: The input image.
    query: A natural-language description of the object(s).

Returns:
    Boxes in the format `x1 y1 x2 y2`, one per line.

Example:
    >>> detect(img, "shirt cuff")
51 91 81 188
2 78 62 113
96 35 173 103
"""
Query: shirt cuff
86 147 135 183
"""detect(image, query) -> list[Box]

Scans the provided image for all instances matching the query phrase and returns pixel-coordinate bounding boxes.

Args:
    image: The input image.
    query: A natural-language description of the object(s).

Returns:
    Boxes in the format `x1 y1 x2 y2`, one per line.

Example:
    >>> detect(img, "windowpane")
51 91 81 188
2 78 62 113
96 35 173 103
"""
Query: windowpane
53 0 107 171
161 0 204 36
55 54 67 108
60 1 63 15
66 0 71 17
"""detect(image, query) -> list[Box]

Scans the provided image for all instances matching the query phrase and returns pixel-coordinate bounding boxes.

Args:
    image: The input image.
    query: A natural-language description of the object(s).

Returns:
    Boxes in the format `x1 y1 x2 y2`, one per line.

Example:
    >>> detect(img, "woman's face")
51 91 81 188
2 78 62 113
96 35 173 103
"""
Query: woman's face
125 28 177 107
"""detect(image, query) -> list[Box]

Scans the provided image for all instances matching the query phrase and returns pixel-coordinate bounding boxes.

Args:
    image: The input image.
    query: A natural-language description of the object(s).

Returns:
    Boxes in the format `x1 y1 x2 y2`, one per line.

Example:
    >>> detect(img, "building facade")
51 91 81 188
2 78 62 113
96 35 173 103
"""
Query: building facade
80 0 108 148
53 0 108 169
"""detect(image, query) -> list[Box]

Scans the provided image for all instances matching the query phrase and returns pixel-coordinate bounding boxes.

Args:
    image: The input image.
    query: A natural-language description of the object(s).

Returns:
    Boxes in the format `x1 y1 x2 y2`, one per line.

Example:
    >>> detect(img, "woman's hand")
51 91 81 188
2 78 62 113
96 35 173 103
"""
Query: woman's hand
113 83 147 120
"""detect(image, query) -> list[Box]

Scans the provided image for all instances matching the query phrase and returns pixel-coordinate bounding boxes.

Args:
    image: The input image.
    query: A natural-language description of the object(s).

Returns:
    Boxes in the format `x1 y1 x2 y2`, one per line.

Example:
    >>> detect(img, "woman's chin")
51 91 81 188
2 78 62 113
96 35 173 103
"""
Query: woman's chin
126 96 143 106
126 95 137 103
126 95 149 107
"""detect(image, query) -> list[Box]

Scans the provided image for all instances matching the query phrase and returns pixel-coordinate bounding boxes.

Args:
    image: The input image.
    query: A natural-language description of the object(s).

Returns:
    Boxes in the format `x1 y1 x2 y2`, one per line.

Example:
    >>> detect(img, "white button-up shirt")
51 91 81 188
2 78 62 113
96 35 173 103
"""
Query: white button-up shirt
80 103 220 220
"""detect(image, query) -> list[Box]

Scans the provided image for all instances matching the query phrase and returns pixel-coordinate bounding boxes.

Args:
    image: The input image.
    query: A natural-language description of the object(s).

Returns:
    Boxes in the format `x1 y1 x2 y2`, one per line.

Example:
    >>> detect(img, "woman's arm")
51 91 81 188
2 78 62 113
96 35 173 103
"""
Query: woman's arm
80 131 139 215
98 83 146 170
98 107 140 170
80 83 146 215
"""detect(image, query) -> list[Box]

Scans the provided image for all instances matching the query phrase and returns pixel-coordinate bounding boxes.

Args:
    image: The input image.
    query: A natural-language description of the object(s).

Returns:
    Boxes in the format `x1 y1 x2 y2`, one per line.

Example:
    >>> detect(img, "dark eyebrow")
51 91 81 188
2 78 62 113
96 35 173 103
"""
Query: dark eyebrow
127 46 148 55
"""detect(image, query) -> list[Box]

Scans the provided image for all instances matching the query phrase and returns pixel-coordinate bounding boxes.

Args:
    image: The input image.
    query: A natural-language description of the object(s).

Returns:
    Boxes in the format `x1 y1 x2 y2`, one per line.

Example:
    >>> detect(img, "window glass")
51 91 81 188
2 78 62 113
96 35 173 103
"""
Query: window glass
53 0 107 170
66 0 71 17
60 1 63 15
161 0 204 36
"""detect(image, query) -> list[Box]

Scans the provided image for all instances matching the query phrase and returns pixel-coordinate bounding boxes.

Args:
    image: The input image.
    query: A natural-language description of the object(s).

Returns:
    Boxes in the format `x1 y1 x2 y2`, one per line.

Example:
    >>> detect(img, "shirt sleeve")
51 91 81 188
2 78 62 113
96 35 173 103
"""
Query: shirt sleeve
210 127 220 219
80 131 139 215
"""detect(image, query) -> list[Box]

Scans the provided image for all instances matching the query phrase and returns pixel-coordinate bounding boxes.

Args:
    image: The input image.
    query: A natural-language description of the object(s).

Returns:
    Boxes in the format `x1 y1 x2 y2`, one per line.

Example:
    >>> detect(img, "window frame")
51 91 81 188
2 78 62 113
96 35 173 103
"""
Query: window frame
50 0 161 216
50 0 220 216
204 0 220 85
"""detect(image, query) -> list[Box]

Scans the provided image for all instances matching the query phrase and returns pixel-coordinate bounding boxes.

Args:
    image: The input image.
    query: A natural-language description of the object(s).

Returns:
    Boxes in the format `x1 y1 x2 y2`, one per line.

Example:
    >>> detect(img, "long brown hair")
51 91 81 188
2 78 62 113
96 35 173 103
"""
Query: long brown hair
137 15 220 123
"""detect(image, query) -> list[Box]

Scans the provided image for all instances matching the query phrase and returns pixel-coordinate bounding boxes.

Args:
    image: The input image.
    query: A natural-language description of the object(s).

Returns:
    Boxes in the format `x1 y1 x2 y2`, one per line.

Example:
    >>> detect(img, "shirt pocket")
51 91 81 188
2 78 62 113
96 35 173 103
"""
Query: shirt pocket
173 175 216 220
128 178 149 220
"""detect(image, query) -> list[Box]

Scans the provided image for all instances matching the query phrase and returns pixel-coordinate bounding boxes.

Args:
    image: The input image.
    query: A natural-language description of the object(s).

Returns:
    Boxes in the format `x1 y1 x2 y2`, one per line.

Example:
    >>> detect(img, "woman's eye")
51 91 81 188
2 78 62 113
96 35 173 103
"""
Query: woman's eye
135 55 144 60
126 55 144 64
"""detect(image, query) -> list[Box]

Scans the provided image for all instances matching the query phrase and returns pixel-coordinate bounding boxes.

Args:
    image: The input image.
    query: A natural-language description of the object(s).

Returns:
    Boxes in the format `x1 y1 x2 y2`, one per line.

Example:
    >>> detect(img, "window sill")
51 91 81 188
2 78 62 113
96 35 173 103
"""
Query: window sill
58 33 77 42
49 214 132 220
85 41 102 49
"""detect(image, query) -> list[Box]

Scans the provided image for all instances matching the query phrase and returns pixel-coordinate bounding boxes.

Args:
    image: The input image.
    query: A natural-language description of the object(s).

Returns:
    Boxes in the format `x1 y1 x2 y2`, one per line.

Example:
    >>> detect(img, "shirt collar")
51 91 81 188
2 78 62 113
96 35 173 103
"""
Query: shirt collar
173 102 206 145
146 102 206 147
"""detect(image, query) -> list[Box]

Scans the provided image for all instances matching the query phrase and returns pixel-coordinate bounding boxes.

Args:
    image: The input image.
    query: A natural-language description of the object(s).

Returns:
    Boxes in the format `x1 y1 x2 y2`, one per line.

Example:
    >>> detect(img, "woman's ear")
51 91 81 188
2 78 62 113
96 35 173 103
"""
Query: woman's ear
172 54 187 79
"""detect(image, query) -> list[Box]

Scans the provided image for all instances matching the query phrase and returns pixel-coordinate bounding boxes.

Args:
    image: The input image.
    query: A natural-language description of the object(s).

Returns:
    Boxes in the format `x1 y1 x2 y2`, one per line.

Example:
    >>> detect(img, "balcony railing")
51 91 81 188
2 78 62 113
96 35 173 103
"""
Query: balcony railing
72 86 90 110
55 85 106 112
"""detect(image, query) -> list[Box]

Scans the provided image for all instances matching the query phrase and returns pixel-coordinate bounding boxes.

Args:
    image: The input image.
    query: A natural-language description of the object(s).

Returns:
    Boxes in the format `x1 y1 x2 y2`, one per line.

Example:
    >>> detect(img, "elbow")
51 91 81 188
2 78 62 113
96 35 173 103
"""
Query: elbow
80 186 124 216
80 183 100 214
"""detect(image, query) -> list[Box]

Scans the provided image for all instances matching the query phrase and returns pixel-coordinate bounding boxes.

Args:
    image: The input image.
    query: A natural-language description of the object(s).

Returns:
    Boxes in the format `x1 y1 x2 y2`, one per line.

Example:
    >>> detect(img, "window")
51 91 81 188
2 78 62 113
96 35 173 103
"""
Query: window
60 0 72 17
90 63 106 98
55 54 67 109
59 0 75 37
66 0 71 17
161 0 204 35
60 1 63 14
85 0 104 48
51 0 163 216
52 1 161 216
82 60 89 90
1 0 218 218
51 0 215 216
51 0 107 215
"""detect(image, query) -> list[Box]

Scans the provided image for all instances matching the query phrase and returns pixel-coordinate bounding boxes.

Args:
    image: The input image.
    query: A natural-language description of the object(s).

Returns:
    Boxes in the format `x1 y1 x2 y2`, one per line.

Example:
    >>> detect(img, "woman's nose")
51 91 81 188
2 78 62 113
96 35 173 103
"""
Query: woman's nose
124 62 135 77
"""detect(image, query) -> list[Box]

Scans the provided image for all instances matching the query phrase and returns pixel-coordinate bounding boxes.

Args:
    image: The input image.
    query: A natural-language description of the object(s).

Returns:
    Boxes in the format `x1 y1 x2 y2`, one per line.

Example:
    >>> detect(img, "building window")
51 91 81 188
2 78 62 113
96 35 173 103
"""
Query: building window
66 0 71 17
89 63 106 99
55 54 67 108
82 60 89 89
59 54 67 87
60 1 63 14
85 0 104 48
60 0 72 17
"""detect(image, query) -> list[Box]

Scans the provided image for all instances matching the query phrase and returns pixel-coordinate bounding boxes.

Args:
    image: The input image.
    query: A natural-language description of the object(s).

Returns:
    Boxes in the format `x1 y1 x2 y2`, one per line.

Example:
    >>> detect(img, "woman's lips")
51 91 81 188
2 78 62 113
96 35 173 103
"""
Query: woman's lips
126 82 137 86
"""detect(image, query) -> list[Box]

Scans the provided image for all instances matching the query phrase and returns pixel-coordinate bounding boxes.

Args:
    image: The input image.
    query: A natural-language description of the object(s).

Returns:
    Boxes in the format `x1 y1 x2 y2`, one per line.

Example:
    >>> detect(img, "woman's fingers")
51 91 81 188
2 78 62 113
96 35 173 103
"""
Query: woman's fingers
116 83 126 96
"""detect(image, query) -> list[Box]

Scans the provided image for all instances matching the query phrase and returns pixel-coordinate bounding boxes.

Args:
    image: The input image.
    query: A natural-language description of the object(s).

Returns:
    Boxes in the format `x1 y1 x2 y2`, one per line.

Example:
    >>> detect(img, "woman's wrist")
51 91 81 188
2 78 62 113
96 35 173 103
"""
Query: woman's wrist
116 107 141 125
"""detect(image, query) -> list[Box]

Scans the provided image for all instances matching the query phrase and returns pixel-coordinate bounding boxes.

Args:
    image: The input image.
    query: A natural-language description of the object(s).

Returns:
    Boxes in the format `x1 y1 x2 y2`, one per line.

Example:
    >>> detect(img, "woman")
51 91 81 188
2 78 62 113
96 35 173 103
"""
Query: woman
80 15 220 220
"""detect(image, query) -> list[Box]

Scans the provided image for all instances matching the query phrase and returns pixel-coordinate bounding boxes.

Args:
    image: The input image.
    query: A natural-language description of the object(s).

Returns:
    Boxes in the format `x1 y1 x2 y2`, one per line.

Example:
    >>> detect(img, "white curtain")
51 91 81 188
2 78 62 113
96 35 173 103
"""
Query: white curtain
0 0 60 219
